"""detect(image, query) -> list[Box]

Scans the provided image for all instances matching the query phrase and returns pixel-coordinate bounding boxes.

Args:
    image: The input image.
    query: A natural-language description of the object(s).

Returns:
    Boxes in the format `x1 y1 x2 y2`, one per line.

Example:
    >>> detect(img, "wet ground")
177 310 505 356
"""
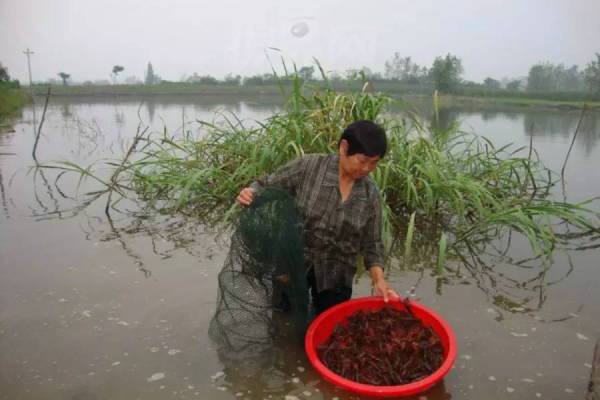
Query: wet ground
1 97 599 399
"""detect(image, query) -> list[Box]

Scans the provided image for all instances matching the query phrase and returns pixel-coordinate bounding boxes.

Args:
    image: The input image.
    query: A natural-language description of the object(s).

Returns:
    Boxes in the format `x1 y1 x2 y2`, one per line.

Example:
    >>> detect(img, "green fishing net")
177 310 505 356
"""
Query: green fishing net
209 188 309 358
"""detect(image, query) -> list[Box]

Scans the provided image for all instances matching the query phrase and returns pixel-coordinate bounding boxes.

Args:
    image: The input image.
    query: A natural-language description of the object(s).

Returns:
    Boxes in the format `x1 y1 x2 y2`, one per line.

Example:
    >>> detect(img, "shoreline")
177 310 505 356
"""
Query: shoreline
29 83 600 112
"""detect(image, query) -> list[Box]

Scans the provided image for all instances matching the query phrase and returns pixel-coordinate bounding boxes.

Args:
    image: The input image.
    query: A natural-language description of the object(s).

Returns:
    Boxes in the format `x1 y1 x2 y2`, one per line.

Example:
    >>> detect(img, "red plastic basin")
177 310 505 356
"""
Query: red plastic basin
305 296 457 397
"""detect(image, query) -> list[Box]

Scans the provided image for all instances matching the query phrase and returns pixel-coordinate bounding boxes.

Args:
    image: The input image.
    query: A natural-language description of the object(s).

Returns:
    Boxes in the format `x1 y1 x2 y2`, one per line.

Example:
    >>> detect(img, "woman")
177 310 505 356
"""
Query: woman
237 120 399 314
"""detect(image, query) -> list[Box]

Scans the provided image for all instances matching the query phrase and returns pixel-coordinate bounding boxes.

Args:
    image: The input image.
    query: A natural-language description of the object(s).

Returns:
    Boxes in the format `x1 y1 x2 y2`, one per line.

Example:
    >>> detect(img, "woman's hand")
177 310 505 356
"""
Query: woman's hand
369 266 400 303
236 187 255 206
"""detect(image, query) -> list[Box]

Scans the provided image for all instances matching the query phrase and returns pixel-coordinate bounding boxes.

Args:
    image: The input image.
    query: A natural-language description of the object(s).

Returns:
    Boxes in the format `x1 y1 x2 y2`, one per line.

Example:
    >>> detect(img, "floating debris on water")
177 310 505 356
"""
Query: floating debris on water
585 363 592 368
521 378 534 383
488 376 496 381
147 372 165 382
460 354 472 360
302 391 311 397
211 371 224 380
564 388 574 394
297 366 305 372
510 332 528 337
167 349 181 355
576 333 588 341
117 321 129 326
81 310 92 318
111 361 120 366
284 396 299 400
291 377 300 384
507 387 515 393
150 347 160 353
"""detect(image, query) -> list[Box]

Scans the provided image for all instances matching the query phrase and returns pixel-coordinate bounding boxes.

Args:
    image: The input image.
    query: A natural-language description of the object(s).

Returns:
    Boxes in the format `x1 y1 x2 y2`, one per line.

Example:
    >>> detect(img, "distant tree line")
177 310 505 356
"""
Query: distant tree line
33 52 600 99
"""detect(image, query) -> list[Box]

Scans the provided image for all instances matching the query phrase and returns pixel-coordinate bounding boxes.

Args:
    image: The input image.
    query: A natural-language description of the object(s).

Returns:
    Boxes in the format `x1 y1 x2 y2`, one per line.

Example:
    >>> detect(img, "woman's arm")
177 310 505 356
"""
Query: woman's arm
236 157 307 206
362 190 399 302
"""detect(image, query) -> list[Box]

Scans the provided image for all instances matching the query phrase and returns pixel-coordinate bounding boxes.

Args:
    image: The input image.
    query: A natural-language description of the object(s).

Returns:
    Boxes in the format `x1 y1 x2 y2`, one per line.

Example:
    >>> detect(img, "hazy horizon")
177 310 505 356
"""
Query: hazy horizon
1 0 599 84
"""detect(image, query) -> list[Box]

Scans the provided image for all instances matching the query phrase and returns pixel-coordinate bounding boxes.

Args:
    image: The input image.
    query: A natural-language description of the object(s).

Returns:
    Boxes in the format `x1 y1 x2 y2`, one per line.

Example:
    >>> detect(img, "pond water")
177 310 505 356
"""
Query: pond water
1 95 599 400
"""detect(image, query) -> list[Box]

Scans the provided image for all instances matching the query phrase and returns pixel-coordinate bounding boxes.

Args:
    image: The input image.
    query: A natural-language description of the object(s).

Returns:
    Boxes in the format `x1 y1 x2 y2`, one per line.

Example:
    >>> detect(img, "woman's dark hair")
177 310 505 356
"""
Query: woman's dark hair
339 120 387 158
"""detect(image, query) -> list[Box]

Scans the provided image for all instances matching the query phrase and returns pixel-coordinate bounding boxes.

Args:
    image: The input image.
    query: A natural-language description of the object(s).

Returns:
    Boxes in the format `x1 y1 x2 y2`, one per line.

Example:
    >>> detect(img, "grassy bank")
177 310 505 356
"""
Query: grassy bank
31 82 285 97
0 82 30 123
31 81 600 111
429 94 600 111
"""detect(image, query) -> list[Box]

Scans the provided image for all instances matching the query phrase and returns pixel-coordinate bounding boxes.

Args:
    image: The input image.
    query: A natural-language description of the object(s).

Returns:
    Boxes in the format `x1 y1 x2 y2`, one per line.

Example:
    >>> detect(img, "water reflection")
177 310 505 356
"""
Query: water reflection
0 161 8 219
17 97 600 312
524 110 600 157
394 101 600 157
4 97 599 399
146 99 156 123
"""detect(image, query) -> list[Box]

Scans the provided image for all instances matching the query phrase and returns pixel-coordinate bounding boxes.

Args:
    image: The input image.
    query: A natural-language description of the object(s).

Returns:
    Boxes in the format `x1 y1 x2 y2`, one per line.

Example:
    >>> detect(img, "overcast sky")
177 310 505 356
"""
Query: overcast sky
1 0 599 84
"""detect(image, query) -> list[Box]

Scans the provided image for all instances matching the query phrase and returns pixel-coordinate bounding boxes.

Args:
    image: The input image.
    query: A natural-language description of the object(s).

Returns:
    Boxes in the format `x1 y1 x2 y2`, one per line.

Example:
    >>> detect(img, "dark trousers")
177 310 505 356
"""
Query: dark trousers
272 267 352 316
307 267 352 315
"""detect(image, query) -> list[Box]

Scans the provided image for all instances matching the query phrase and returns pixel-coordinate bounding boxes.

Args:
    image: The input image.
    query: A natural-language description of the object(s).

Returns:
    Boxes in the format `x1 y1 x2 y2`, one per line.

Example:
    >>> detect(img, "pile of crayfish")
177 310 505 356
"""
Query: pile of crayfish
317 304 444 386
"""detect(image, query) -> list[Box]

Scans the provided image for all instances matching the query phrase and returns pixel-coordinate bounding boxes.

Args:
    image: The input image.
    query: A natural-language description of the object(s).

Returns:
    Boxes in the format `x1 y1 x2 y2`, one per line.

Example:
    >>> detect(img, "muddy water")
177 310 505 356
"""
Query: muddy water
1 96 599 400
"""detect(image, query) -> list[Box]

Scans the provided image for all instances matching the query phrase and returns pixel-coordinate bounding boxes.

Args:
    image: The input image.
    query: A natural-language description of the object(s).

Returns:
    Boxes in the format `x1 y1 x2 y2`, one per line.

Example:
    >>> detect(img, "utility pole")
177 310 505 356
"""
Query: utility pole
23 48 34 96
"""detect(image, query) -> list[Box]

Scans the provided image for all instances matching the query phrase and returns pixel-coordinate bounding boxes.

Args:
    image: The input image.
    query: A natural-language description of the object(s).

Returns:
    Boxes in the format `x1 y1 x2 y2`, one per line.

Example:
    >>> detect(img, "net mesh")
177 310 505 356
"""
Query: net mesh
209 188 308 358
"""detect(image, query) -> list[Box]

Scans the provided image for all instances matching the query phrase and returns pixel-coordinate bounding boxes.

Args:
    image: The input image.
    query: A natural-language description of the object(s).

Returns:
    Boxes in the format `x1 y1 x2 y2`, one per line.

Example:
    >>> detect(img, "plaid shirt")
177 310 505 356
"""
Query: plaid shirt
250 153 384 292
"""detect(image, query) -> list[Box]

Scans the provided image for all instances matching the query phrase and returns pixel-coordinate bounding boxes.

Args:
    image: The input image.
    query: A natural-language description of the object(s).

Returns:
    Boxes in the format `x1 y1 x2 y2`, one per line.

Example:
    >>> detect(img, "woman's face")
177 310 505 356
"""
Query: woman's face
339 140 381 180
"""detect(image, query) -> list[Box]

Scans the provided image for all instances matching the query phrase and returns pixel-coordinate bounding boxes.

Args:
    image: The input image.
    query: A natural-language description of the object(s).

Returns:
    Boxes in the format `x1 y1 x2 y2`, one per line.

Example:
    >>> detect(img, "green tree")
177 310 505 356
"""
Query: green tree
506 80 521 91
186 72 201 83
584 53 600 94
145 62 159 85
483 77 501 90
527 62 584 92
429 54 464 93
0 62 9 81
344 66 381 81
562 65 584 91
198 75 218 84
384 53 427 82
112 65 124 83
58 72 70 86
298 66 315 81
527 63 552 91
224 74 241 85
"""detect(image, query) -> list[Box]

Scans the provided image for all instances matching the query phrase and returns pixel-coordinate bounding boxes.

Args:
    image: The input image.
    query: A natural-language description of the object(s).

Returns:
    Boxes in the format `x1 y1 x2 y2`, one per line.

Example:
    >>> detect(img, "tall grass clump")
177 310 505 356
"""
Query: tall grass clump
42 68 600 268
0 81 29 121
